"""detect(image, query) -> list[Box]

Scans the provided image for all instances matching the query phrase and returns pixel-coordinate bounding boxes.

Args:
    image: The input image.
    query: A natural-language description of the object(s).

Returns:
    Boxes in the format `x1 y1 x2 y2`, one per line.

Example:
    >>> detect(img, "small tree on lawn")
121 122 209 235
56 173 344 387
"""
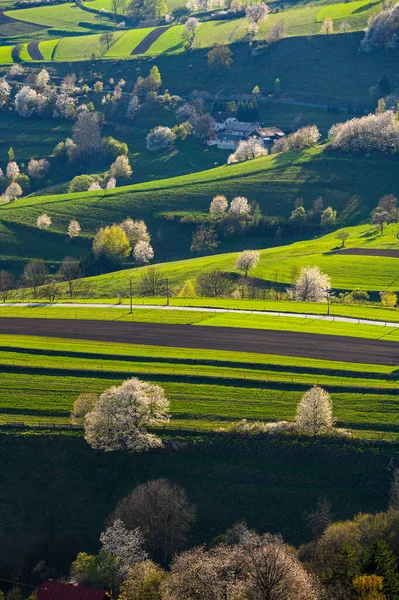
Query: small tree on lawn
100 31 115 50
336 231 350 248
84 377 170 452
235 250 260 277
146 126 176 152
92 225 131 266
110 155 132 180
296 386 335 436
182 17 199 47
321 16 333 34
58 256 82 297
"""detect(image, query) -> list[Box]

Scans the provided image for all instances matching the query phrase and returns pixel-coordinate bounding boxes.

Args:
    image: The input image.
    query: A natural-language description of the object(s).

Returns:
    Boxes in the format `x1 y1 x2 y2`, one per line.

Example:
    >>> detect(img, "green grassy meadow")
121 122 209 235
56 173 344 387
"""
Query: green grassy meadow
60 223 399 294
1 147 399 269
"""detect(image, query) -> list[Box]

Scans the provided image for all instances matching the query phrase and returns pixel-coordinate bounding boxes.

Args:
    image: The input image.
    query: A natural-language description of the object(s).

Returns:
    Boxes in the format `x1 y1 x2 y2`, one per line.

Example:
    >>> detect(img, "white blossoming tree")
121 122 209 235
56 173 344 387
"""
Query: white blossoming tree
28 158 50 179
328 111 399 154
37 214 52 230
106 176 116 189
68 219 81 238
110 155 132 179
127 95 140 119
120 219 150 246
290 266 331 302
230 196 251 216
3 182 22 201
6 161 19 180
209 195 228 217
235 250 260 277
146 126 176 152
88 181 102 191
84 377 170 452
228 138 268 164
0 78 11 109
134 240 154 264
296 386 335 435
100 519 147 577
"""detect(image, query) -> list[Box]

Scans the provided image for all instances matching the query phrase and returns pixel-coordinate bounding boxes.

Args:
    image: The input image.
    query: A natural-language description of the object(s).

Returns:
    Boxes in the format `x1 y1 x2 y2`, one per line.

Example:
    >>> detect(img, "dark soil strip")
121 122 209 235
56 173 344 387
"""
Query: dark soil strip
27 41 44 61
339 248 399 258
130 26 168 55
0 318 397 366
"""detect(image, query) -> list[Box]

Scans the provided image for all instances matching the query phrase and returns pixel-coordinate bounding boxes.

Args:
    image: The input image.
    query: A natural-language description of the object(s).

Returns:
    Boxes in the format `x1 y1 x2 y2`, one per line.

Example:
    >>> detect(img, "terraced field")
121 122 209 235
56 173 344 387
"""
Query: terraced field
105 27 154 57
0 332 397 440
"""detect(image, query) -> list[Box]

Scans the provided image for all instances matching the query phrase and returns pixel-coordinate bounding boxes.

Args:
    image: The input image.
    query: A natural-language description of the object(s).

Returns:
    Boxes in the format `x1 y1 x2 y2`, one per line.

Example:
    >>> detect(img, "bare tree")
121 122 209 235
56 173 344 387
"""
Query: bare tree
58 256 82 297
336 231 350 248
110 479 196 564
22 259 48 298
305 497 333 539
196 269 234 297
190 224 219 253
0 269 15 302
137 266 167 296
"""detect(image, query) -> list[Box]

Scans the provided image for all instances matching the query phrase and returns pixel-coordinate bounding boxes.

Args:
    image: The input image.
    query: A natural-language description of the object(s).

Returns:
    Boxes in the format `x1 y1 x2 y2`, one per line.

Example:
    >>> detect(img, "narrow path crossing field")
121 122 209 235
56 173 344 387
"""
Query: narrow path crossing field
0 318 397 366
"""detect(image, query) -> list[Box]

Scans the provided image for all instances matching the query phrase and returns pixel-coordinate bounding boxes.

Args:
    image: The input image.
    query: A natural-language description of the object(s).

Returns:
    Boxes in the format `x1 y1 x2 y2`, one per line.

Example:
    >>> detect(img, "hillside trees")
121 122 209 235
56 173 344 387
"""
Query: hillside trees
190 224 219 253
119 560 166 600
72 111 102 162
110 479 196 563
208 44 233 69
272 125 320 153
134 240 154 264
328 111 399 153
22 259 48 297
370 194 398 231
361 3 399 51
110 155 132 179
36 214 52 230
100 519 147 577
84 378 170 452
0 78 11 108
58 257 82 297
0 270 15 302
146 126 176 151
210 195 228 217
68 219 81 239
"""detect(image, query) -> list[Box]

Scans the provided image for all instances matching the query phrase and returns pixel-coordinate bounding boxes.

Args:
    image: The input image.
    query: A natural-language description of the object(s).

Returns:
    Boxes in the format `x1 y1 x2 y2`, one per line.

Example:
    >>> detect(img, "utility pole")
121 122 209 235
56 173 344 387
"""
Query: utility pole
166 278 169 306
326 288 330 316
129 278 133 314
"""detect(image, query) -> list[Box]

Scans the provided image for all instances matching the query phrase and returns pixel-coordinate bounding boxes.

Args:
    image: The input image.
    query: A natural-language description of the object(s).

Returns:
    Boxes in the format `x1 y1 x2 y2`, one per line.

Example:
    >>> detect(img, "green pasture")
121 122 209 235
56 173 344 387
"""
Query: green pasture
0 46 13 64
43 296 399 324
1 147 399 268
105 27 154 57
0 334 397 437
54 31 123 60
38 38 59 60
145 25 185 55
4 3 113 32
74 223 399 294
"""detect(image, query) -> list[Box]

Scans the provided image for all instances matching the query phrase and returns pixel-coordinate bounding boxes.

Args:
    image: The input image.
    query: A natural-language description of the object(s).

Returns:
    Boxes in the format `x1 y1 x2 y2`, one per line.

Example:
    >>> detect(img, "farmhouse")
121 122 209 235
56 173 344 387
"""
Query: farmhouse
37 581 109 600
209 113 285 150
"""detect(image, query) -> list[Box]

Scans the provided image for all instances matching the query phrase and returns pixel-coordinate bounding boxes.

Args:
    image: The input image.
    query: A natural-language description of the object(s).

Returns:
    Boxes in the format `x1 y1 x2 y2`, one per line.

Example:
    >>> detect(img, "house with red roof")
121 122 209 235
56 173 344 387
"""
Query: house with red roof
37 581 109 600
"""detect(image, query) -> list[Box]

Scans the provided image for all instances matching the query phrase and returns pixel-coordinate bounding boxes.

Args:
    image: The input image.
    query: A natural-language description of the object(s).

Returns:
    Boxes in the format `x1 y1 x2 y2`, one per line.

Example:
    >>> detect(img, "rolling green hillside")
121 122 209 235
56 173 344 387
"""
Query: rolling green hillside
73 223 399 295
0 147 398 268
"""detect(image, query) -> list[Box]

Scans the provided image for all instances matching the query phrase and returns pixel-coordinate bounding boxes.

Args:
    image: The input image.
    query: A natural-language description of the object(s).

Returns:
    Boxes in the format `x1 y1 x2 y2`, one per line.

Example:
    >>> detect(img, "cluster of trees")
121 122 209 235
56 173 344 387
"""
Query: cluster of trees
361 1 399 51
213 98 260 121
92 218 154 267
0 255 83 302
0 152 49 202
271 125 321 154
370 194 398 232
328 110 399 154
289 197 338 232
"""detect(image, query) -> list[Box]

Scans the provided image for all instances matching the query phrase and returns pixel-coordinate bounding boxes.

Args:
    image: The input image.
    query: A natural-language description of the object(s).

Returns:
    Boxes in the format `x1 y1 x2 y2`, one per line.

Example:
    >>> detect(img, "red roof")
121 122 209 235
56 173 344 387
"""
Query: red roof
38 581 107 600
